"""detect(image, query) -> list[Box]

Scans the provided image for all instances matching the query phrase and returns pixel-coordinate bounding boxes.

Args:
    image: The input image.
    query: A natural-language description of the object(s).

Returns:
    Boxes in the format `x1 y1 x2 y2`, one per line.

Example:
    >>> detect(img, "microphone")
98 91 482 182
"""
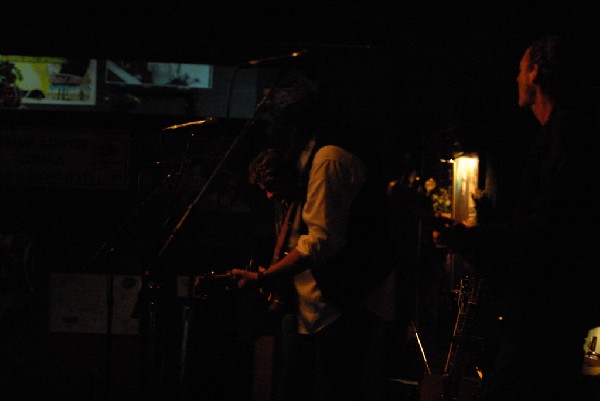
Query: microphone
162 116 218 131
245 49 309 67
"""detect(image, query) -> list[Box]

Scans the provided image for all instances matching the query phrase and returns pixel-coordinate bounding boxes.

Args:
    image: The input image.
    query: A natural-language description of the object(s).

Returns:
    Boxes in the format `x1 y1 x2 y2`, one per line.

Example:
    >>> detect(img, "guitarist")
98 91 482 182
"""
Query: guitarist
232 77 398 401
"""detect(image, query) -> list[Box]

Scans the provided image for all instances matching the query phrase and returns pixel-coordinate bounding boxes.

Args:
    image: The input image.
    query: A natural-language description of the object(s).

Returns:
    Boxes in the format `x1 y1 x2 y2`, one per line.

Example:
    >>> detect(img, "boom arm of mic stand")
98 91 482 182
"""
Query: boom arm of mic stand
156 86 275 257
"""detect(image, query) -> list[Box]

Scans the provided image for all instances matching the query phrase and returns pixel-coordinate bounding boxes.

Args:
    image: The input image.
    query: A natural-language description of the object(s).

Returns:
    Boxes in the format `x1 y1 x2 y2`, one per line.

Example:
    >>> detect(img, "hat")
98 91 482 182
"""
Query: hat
262 77 319 125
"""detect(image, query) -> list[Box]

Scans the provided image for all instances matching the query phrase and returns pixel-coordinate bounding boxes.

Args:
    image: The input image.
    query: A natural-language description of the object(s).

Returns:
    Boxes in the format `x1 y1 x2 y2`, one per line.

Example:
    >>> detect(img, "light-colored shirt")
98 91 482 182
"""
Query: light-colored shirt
291 143 368 333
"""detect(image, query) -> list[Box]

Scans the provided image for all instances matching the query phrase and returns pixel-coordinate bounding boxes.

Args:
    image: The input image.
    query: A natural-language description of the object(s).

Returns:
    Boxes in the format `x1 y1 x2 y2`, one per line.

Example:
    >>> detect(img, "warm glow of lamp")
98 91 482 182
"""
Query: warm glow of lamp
583 327 600 374
584 327 600 357
452 154 479 226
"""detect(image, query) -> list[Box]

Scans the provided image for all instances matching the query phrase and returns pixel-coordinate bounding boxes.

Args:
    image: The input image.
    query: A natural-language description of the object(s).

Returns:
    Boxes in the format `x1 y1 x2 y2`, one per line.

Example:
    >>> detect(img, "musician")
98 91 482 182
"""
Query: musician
232 76 398 401
438 35 600 401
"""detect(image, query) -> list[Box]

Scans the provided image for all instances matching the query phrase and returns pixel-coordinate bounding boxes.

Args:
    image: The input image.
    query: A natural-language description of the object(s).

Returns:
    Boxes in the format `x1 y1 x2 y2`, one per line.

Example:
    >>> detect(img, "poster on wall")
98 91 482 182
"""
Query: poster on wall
105 60 213 89
0 55 97 106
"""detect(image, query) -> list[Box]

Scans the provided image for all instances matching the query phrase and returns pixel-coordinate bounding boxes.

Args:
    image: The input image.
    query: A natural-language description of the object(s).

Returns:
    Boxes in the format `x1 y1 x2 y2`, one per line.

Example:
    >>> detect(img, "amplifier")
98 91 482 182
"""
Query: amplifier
48 273 141 335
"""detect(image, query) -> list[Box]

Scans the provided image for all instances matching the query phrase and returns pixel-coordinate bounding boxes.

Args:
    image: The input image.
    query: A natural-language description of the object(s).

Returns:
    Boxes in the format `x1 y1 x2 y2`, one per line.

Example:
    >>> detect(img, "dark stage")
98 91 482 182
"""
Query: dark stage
2 3 600 400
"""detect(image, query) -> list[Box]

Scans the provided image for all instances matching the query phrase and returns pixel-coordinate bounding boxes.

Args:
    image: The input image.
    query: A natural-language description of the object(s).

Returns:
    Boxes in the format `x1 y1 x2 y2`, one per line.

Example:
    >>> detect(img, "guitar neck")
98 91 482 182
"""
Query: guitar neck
205 272 234 280
444 277 483 375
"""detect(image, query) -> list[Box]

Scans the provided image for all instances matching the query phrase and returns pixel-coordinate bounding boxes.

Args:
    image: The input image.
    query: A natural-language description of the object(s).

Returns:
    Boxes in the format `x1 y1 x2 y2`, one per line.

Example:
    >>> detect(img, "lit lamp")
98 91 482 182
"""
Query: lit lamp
583 327 600 374
452 153 479 226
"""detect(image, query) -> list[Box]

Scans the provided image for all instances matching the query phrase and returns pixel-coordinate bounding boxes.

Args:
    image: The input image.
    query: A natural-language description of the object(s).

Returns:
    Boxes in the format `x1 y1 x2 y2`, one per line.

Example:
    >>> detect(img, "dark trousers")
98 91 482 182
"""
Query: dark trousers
275 309 382 401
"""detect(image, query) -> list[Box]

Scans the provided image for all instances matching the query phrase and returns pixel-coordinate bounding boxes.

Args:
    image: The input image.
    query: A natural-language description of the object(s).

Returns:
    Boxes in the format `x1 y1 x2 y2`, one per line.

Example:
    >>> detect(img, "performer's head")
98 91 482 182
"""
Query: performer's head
248 148 299 206
517 35 588 109
260 75 322 156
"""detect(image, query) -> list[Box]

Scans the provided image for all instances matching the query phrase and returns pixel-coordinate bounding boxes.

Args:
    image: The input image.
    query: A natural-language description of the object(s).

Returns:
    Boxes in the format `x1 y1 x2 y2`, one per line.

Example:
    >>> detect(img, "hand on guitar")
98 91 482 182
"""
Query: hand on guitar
230 266 268 289
192 260 267 293
232 266 289 313
192 270 238 299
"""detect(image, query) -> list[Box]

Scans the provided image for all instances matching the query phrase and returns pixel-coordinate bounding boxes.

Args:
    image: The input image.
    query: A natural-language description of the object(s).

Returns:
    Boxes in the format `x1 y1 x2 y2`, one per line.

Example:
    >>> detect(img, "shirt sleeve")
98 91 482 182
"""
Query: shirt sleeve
295 145 367 263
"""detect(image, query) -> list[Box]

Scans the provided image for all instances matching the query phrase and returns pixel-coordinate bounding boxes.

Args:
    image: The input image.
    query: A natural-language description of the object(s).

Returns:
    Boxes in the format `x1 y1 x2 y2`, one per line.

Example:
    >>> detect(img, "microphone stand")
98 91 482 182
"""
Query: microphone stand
80 162 180 401
137 74 277 401
155 63 279 258
134 129 206 401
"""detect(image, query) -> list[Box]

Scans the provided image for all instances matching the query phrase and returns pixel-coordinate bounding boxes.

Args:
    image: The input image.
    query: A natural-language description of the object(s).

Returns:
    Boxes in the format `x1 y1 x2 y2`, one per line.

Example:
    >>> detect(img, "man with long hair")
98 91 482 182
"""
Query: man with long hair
233 76 398 401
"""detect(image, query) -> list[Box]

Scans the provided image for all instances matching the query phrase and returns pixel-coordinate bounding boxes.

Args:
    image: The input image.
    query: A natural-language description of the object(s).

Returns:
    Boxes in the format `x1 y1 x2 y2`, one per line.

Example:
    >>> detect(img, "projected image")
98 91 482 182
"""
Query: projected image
106 60 213 89
0 55 97 106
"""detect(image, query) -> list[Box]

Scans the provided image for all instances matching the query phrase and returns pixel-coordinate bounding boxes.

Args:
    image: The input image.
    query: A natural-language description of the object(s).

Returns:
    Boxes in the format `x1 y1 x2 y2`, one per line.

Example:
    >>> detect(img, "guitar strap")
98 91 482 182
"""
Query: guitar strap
272 138 319 262
265 141 318 311
271 200 299 264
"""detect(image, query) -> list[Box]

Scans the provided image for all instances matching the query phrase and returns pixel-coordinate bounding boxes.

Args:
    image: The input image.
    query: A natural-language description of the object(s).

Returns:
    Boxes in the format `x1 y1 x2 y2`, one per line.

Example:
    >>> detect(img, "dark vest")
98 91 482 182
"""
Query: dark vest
306 127 398 311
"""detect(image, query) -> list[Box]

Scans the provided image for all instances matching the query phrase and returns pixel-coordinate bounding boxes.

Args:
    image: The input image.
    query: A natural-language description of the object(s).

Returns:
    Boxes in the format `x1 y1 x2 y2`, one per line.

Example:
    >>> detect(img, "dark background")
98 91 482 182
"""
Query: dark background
2 2 600 400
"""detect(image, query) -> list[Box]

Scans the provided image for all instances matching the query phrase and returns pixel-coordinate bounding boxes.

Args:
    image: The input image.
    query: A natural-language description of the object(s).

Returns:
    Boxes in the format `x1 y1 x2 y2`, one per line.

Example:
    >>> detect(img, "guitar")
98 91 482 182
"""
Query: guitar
441 276 484 401
192 259 287 314
192 269 236 299
418 276 484 401
195 199 299 311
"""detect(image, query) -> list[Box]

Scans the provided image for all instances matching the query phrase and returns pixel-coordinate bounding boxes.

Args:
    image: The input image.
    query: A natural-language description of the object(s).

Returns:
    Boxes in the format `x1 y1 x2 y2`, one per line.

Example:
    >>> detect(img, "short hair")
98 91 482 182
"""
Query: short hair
528 35 586 102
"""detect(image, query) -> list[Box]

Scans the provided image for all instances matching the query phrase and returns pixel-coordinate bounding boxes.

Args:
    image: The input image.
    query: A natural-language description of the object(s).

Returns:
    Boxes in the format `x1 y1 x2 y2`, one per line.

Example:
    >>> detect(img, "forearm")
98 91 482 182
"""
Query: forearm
232 248 310 288
264 248 309 280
